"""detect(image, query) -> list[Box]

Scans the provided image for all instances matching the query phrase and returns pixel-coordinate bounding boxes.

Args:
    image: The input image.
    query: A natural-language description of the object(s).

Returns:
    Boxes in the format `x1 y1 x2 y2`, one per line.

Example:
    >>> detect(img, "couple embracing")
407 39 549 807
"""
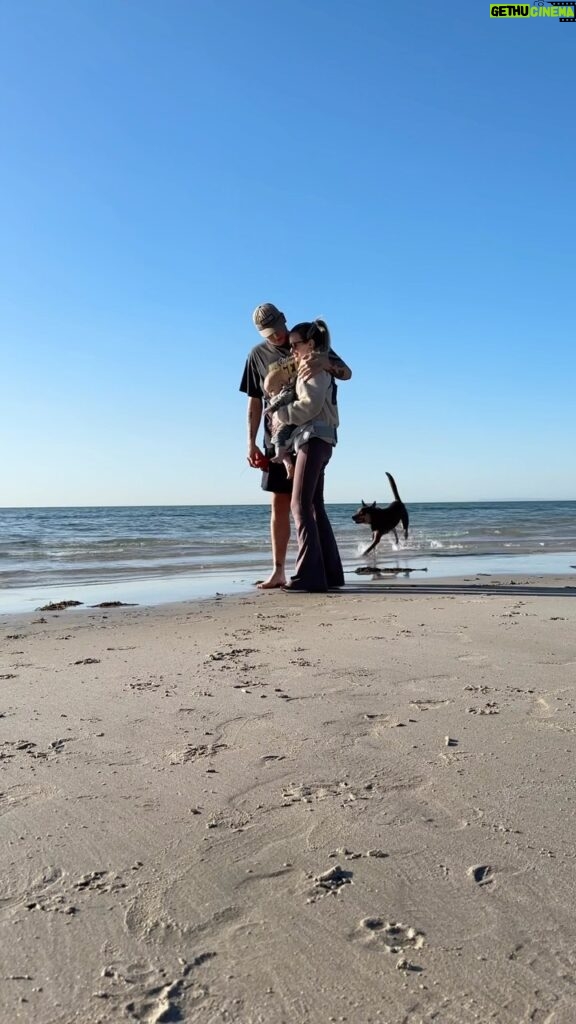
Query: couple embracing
240 303 352 594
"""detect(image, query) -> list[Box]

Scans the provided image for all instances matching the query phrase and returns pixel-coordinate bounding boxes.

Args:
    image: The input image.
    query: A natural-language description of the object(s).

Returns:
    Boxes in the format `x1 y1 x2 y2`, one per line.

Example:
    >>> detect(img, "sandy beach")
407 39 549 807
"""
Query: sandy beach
2 575 576 1024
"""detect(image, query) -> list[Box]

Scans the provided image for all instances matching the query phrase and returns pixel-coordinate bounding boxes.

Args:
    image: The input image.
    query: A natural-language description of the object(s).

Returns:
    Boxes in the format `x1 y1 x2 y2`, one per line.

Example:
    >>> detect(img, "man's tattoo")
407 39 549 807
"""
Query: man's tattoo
329 362 347 380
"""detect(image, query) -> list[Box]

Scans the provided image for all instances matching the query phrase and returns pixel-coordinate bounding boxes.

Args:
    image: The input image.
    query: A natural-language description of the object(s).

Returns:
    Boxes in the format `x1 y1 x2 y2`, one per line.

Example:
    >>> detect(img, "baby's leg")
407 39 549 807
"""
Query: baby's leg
270 444 290 465
270 424 296 474
270 445 294 479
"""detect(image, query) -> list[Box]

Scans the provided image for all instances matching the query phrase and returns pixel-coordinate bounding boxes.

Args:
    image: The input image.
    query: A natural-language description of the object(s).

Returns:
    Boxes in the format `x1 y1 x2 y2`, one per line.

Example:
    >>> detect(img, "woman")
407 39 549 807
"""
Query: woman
274 319 344 593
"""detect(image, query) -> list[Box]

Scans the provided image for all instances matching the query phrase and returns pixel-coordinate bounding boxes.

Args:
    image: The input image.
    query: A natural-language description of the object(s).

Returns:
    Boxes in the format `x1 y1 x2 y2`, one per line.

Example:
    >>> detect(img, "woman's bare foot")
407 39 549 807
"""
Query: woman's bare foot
256 568 287 589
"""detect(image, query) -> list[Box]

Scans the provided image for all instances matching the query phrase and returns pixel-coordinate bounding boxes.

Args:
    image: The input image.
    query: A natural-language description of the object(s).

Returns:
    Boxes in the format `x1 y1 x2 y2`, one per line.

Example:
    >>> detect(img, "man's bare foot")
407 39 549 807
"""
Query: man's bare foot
256 569 287 589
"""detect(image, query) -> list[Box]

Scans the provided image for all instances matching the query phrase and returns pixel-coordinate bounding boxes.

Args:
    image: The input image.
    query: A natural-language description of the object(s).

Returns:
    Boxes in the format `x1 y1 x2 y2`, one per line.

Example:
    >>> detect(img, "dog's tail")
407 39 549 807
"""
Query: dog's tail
386 471 402 502
387 472 409 539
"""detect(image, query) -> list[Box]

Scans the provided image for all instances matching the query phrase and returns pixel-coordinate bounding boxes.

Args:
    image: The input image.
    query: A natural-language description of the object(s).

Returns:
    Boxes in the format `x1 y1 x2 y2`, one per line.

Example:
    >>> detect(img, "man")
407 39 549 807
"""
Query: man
239 303 352 589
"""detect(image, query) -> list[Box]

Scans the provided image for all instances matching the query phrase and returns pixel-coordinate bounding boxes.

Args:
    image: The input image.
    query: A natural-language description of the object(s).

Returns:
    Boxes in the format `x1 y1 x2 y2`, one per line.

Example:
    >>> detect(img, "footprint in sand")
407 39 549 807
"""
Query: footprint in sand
307 865 353 903
0 783 55 815
457 653 490 665
24 865 130 916
1 739 74 762
352 918 425 955
129 677 162 692
467 864 494 886
74 870 128 894
282 780 359 806
169 743 226 765
365 714 407 731
466 702 500 715
205 647 257 662
98 955 216 1023
409 698 452 712
24 867 76 916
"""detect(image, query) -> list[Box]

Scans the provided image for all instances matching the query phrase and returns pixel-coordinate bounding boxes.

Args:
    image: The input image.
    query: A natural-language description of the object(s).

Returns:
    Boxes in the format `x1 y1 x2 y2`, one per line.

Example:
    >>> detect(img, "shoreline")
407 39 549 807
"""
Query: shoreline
1 578 576 1022
2 568 576 623
1 550 576 615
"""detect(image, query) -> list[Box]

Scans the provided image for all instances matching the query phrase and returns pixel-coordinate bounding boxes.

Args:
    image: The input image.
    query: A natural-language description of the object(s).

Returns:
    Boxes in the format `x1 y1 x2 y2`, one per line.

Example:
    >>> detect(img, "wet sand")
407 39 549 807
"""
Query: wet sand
1 574 576 1023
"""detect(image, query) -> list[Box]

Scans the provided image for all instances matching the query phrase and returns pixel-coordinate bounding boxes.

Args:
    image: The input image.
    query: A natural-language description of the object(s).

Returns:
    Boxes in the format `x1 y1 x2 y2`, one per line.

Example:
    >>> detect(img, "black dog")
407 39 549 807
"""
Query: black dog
352 472 409 556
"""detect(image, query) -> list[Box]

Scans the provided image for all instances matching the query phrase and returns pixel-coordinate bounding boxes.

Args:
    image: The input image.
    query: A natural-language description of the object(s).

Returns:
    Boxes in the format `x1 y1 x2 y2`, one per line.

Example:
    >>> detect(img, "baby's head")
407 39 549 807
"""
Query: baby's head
264 364 292 398
263 373 281 398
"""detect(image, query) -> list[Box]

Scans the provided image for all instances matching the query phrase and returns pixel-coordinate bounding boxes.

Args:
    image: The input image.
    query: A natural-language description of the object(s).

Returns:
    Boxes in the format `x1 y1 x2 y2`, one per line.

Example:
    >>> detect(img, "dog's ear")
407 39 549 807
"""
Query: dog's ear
371 501 376 508
361 500 366 507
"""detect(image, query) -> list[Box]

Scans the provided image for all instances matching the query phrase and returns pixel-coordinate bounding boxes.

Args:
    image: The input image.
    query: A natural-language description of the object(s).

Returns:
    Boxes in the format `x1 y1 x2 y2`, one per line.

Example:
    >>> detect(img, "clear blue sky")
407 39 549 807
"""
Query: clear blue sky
1 0 574 506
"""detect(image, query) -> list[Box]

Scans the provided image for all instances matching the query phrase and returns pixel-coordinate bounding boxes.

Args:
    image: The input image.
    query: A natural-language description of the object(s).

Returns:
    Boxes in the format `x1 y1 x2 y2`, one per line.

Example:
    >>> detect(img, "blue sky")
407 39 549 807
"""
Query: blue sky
1 0 574 507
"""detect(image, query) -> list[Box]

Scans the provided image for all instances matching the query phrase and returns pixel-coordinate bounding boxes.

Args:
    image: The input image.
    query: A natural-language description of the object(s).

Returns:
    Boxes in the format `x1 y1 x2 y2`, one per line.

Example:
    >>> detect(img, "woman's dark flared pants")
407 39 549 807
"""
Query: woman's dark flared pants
290 438 344 591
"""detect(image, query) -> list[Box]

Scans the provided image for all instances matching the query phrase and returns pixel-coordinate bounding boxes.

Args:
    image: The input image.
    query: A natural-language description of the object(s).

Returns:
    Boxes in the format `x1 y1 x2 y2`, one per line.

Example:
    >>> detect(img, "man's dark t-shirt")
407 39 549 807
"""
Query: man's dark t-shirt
239 339 344 454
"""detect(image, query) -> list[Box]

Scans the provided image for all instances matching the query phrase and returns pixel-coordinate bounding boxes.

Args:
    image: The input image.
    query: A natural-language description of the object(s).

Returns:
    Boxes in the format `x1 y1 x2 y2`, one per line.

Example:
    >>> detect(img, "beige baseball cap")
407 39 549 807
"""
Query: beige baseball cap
252 303 287 338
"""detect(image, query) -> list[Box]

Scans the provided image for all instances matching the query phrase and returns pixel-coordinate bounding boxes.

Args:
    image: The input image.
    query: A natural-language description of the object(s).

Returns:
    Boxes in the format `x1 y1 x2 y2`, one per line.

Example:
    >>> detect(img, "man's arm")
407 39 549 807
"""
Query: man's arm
327 355 352 381
247 396 265 467
241 352 268 468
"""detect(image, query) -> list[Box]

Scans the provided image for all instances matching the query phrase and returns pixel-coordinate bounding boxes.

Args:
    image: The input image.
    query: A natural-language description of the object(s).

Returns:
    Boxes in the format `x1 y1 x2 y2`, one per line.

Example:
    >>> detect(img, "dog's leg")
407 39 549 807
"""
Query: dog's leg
363 532 382 556
393 529 399 545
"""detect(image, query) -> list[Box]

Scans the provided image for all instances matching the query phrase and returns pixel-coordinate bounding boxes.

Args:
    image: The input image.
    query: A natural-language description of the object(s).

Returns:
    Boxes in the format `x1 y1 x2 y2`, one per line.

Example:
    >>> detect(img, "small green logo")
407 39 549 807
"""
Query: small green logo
490 2 576 18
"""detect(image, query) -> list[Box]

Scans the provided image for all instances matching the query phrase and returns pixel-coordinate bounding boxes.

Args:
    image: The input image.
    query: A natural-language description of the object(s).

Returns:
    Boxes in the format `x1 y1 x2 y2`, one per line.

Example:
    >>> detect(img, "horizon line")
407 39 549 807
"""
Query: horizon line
2 498 575 511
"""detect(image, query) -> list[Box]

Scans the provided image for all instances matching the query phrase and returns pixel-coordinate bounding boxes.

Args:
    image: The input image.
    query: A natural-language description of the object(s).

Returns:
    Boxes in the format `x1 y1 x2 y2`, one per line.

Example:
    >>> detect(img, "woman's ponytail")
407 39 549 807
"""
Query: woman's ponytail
312 319 331 352
290 319 331 353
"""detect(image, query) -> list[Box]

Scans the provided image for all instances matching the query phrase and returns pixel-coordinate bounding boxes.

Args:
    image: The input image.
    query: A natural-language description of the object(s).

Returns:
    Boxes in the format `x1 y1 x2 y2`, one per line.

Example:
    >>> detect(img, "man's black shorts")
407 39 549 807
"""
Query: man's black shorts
261 458 294 494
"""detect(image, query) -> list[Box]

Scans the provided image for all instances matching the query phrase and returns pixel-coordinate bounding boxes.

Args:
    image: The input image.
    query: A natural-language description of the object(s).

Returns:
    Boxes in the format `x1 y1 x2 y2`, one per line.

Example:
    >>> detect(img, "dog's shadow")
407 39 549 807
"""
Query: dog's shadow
337 578 576 599
352 565 426 579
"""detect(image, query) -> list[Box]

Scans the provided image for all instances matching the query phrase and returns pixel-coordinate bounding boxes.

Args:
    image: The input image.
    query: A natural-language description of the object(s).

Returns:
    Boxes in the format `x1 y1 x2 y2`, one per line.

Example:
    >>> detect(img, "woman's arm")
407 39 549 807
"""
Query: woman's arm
275 372 331 427
298 351 351 383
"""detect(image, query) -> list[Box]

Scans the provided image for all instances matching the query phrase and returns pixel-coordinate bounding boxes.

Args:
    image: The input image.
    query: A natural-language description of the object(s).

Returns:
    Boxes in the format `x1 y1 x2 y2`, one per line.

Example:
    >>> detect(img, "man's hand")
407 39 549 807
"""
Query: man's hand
297 353 329 382
247 444 268 469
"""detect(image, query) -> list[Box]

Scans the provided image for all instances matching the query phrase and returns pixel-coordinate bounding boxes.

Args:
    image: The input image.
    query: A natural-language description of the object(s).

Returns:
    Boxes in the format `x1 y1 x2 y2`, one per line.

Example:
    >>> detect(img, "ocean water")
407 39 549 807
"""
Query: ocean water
1 502 575 613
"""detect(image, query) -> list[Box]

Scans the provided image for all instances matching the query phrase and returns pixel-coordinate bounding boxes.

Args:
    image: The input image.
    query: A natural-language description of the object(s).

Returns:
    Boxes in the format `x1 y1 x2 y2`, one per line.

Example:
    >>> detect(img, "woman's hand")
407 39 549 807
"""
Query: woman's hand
296 353 329 382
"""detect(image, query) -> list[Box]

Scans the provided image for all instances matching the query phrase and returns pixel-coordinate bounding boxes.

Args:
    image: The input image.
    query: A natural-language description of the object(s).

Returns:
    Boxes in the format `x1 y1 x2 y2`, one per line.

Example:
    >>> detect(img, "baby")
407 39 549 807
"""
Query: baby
263 366 297 480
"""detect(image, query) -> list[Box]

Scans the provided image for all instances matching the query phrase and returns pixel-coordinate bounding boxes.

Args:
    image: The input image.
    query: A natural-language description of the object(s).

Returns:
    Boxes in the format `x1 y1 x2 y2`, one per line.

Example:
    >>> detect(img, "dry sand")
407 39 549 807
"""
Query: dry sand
1 575 576 1024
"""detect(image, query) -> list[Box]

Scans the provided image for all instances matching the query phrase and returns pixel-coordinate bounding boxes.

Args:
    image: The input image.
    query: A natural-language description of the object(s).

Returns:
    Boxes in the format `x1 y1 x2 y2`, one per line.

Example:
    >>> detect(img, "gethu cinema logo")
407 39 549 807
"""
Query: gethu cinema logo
490 3 576 16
